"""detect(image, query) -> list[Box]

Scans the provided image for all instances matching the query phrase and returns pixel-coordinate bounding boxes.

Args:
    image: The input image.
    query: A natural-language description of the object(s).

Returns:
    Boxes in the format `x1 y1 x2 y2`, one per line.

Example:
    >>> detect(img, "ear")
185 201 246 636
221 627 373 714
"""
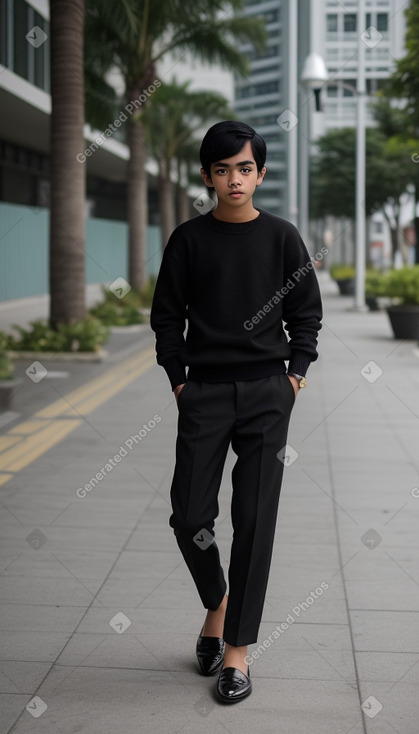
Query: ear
256 166 267 187
200 167 214 188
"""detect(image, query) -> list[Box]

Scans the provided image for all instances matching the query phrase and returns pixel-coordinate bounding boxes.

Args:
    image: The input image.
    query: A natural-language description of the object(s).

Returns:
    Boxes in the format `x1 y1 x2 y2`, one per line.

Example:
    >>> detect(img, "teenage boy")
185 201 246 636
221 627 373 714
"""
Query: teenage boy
150 121 322 704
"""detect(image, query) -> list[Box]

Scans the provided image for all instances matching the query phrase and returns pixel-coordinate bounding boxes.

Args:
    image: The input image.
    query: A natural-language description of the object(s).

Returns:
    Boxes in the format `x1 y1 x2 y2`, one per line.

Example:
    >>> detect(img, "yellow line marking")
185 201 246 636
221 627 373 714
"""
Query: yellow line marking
73 353 156 416
9 420 52 435
0 345 157 481
37 348 155 419
0 420 81 472
0 436 21 451
0 473 13 486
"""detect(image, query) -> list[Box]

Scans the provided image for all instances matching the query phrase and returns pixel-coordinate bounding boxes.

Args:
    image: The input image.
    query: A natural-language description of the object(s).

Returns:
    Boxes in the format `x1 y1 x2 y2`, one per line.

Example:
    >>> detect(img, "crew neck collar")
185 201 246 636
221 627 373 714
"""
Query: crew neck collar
205 208 265 234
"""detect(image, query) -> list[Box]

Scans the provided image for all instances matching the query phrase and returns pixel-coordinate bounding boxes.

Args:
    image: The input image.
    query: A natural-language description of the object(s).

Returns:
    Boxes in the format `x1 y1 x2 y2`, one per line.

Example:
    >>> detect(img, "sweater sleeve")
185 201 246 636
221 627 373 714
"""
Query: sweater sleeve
150 234 189 390
282 228 323 376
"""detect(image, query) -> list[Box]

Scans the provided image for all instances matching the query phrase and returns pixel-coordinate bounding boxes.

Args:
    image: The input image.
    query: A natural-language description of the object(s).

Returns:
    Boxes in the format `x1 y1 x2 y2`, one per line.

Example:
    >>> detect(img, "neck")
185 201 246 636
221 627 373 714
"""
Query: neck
212 201 260 223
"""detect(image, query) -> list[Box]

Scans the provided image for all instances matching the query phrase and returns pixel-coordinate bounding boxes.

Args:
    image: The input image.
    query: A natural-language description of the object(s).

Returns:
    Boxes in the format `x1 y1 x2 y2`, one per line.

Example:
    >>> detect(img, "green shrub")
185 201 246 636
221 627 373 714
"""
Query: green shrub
89 298 144 326
0 332 13 380
330 264 356 281
365 270 386 298
137 275 157 308
7 317 110 352
381 265 419 305
89 276 156 324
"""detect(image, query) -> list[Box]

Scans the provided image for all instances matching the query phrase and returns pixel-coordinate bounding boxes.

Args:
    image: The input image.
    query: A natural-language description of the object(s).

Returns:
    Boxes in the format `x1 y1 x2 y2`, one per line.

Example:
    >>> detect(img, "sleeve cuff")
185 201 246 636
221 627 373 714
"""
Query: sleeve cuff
287 350 312 377
162 357 187 391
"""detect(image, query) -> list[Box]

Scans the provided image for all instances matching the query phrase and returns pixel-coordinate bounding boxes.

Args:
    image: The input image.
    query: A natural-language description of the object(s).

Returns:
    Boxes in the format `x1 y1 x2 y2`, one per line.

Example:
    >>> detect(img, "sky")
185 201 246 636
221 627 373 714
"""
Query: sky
157 53 235 102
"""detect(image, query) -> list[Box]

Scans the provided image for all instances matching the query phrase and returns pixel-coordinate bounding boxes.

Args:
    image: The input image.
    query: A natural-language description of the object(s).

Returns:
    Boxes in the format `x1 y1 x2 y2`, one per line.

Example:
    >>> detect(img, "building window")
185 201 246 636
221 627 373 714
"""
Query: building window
13 0 29 78
344 14 357 32
377 13 388 32
327 85 338 97
326 14 338 33
343 79 357 97
366 12 388 32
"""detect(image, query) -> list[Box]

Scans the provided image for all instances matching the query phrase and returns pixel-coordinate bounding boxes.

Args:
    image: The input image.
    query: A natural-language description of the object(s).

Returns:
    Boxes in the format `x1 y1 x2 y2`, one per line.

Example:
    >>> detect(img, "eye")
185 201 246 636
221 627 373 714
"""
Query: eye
241 167 252 174
215 168 227 175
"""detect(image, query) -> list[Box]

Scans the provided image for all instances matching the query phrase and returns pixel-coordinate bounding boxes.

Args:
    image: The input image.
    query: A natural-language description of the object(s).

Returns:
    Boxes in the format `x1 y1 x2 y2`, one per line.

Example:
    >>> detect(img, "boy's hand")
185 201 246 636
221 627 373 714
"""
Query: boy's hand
287 375 300 398
174 383 186 404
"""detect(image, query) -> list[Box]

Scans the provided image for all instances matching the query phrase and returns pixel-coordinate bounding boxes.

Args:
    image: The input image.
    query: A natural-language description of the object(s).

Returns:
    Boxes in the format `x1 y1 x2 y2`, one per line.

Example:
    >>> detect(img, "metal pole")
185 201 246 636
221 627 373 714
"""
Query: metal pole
288 0 298 225
355 0 366 309
299 92 309 244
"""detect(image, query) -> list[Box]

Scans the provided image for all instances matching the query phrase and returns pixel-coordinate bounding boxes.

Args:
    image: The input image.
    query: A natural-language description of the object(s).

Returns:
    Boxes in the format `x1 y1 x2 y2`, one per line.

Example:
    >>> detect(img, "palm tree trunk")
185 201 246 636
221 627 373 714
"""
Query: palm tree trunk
127 115 147 291
177 186 190 225
176 160 190 225
159 159 176 249
49 0 86 326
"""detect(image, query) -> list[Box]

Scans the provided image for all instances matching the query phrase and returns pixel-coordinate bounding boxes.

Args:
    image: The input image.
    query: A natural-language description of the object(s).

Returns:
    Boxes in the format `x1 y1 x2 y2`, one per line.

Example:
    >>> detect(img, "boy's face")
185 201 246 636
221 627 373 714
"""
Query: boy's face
200 141 266 210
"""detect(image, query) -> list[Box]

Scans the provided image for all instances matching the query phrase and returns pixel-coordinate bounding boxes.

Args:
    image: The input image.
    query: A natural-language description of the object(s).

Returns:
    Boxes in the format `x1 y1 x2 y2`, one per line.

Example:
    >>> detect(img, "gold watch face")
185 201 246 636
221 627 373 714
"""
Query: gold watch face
299 377 307 389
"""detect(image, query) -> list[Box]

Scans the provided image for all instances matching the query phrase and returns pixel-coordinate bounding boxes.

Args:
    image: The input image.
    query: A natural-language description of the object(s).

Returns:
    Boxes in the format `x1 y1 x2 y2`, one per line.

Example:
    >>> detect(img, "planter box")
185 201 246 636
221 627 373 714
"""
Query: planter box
0 377 23 411
386 305 419 339
6 349 107 362
335 278 355 296
366 297 380 311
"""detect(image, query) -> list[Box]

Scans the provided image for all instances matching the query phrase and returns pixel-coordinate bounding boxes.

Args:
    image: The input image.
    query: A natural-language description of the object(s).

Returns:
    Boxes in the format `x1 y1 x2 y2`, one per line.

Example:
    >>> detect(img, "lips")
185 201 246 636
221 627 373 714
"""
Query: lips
229 192 243 197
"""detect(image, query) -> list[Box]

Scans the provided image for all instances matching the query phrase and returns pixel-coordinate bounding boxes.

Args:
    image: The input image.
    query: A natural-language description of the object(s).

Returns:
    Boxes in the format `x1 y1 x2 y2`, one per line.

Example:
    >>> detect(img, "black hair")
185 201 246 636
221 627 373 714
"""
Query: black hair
199 120 266 176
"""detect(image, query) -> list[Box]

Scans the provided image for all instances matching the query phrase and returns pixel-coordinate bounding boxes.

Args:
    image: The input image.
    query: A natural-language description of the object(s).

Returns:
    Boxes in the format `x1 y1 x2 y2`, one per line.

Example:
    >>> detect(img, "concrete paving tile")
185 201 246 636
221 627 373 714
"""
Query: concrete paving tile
0 525 131 553
106 549 181 580
77 606 203 636
350 611 419 653
358 680 418 734
248 644 357 685
95 572 201 611
0 550 117 583
54 631 169 671
0 694 32 734
270 542 341 571
0 631 71 662
0 661 51 694
0 576 96 607
2 494 155 528
345 578 419 612
265 592 348 625
355 652 419 684
0 604 85 633
125 527 177 553
7 667 363 734
255 620 353 653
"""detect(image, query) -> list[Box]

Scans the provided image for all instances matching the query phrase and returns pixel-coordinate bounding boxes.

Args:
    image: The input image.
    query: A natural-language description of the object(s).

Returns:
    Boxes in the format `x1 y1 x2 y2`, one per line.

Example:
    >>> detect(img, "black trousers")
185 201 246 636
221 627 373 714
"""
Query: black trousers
169 373 296 647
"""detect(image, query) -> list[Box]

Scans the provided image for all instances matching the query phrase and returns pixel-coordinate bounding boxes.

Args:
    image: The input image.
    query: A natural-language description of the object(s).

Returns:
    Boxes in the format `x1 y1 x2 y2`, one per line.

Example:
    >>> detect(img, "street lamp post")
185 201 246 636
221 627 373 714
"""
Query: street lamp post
300 54 328 249
355 0 367 310
301 8 368 311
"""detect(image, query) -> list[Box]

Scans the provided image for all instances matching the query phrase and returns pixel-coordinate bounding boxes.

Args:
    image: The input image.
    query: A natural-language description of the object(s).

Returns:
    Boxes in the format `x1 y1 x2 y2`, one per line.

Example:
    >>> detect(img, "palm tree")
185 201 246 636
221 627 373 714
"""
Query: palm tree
85 0 266 290
141 79 234 247
50 0 86 326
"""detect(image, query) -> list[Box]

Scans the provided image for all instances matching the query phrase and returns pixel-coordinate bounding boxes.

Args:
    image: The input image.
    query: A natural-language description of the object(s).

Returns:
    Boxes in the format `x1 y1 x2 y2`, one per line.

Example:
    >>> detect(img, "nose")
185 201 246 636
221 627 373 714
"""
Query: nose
228 171 241 187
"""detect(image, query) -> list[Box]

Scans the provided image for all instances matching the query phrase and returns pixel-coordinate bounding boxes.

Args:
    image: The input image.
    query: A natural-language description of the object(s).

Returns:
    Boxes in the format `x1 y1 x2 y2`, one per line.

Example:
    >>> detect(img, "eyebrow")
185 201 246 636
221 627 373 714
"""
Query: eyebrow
213 160 255 167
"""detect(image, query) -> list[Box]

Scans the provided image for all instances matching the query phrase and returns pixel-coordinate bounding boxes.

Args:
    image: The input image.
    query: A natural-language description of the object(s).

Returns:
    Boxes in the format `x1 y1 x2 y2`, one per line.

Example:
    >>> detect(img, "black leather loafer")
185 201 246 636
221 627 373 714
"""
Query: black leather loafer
215 666 252 703
196 629 225 676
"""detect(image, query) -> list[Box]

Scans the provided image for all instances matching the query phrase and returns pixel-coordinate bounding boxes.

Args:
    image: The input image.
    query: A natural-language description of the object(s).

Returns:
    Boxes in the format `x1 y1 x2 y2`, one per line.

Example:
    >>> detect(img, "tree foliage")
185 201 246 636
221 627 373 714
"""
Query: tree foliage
310 127 412 221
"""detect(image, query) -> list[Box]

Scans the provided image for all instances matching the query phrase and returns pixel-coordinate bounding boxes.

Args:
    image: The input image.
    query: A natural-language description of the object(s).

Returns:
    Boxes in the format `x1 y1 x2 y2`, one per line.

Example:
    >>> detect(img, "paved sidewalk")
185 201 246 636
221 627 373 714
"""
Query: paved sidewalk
1 273 418 733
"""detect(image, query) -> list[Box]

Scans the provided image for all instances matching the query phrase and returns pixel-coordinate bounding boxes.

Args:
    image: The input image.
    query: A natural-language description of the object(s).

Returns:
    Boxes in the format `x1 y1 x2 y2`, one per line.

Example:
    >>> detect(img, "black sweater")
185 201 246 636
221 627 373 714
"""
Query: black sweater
150 208 322 390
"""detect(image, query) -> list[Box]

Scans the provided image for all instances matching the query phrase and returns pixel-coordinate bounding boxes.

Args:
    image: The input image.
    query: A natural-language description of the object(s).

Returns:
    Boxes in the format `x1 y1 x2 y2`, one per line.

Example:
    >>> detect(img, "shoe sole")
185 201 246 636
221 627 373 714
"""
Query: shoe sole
215 684 252 703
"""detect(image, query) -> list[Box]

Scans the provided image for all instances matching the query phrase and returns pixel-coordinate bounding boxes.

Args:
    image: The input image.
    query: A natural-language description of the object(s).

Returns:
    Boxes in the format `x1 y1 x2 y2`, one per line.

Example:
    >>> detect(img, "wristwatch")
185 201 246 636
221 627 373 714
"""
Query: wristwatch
288 372 307 389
